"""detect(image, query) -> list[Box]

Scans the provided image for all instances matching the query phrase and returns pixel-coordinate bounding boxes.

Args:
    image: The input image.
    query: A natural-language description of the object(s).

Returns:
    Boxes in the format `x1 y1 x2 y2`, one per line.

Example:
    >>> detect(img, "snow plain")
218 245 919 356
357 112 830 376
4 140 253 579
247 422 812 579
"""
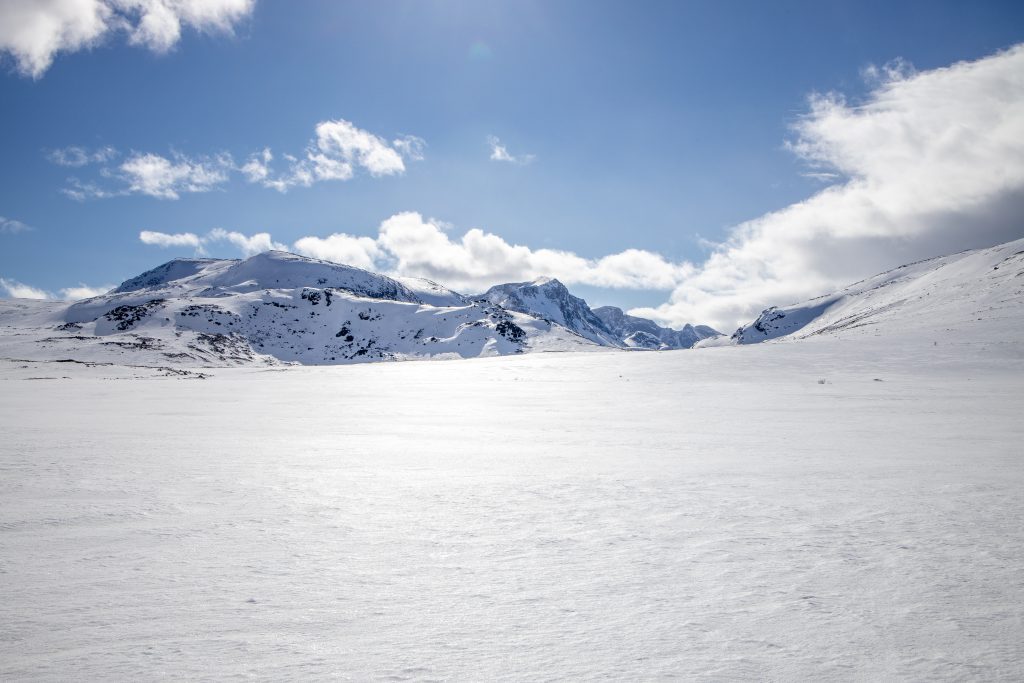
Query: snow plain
2 332 1023 680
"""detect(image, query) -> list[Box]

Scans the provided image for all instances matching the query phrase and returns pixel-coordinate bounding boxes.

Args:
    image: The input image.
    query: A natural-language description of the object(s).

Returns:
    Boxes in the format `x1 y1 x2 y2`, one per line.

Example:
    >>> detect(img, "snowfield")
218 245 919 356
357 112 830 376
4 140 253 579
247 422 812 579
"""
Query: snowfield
2 239 1023 680
2 331 1023 680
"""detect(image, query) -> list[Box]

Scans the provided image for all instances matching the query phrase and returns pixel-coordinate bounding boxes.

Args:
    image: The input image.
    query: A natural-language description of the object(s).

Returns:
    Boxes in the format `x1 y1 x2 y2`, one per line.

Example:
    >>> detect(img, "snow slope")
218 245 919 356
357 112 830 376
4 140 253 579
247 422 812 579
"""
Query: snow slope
730 237 1024 344
0 251 601 367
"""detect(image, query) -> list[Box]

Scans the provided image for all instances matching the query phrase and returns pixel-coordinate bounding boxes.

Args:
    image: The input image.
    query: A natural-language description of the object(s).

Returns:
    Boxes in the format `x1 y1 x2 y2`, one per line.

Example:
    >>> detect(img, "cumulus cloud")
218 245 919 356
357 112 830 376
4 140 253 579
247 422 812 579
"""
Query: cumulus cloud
292 233 381 271
631 44 1024 331
249 120 424 192
488 135 535 165
0 277 50 299
291 212 692 292
0 0 254 79
0 216 33 234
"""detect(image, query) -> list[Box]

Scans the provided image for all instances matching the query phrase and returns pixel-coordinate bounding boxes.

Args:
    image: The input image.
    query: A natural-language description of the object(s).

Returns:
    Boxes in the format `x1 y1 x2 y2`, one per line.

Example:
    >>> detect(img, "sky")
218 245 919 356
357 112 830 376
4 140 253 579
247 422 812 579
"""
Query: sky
1 0 1023 331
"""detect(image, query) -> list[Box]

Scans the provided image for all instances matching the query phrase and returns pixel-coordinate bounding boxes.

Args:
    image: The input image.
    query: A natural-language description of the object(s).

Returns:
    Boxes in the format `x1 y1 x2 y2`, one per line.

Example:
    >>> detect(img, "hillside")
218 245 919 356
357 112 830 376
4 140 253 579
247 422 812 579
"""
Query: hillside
727 238 1024 345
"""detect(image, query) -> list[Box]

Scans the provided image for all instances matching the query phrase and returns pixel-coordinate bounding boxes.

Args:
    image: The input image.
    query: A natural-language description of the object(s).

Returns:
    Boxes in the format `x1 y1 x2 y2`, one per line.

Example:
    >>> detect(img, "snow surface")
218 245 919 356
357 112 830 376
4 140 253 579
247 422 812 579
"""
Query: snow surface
2 330 1023 680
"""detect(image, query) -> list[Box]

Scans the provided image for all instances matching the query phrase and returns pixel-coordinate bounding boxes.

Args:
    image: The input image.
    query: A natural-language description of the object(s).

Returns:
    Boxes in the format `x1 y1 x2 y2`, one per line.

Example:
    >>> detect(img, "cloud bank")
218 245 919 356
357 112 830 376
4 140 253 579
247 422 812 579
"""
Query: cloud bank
631 45 1024 331
51 119 423 199
0 0 254 79
140 212 694 292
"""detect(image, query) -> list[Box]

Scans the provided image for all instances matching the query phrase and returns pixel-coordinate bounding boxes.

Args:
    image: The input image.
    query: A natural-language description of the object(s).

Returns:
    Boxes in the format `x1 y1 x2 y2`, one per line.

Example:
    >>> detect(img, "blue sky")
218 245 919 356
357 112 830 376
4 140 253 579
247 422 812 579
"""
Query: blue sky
2 0 1023 329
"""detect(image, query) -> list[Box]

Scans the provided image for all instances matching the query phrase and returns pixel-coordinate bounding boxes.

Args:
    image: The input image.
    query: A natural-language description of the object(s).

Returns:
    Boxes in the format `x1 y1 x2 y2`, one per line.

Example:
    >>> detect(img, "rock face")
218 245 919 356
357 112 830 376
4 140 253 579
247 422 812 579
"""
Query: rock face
730 237 1024 344
0 251 600 367
592 305 720 349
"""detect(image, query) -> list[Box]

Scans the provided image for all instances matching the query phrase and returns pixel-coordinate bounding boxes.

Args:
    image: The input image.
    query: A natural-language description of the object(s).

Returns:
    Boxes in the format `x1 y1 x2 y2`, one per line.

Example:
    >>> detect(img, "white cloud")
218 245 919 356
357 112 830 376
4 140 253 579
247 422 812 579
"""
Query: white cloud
249 120 423 192
60 283 113 299
0 216 33 234
631 44 1024 332
315 119 405 177
488 135 535 165
0 0 254 79
0 277 51 299
292 233 381 271
63 151 232 200
139 229 202 247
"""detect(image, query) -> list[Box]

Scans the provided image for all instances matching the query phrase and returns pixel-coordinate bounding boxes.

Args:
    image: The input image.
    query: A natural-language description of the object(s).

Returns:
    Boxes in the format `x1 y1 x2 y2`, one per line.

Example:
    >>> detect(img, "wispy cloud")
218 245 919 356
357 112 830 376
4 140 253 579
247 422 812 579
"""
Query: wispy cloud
47 146 118 167
487 135 535 165
52 119 424 199
0 216 33 234
630 44 1024 331
0 0 255 79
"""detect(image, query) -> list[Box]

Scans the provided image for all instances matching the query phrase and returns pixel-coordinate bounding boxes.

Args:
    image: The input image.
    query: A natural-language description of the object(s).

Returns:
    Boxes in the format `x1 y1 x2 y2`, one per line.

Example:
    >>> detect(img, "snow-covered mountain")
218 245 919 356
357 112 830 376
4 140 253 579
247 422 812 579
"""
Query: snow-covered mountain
592 305 720 349
0 251 602 367
728 237 1024 344
477 277 719 348
477 277 622 346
